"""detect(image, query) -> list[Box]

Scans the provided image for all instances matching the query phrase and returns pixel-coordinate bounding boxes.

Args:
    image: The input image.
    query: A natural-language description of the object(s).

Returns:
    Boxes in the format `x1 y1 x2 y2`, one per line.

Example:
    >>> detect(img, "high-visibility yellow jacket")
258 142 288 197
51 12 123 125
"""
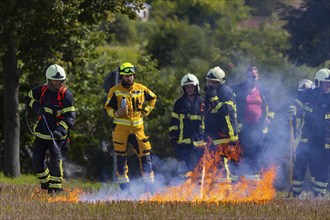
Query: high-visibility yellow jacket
104 82 156 127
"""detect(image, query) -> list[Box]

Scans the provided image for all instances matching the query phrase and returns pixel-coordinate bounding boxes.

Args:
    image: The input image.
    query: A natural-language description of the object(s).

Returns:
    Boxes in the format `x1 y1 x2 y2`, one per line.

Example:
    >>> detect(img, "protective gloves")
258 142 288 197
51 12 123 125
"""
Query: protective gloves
142 107 151 118
53 125 67 139
115 107 128 118
288 105 296 117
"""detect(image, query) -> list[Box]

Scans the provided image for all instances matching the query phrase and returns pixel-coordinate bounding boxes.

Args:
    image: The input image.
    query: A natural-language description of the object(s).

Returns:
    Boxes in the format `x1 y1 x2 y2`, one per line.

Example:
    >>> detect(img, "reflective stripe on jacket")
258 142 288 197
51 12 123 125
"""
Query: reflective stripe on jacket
169 94 204 146
104 82 156 127
205 84 238 142
26 84 76 140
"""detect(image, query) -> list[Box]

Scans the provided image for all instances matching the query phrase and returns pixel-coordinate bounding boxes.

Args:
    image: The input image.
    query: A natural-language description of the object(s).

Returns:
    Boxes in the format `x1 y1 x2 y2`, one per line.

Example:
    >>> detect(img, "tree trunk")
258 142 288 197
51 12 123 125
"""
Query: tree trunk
3 41 21 177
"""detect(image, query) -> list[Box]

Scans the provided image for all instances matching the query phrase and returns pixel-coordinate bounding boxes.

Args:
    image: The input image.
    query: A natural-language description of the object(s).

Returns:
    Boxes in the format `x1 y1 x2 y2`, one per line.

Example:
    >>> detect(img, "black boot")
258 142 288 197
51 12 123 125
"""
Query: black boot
313 191 324 198
40 182 49 191
48 188 63 195
292 191 301 198
119 183 130 191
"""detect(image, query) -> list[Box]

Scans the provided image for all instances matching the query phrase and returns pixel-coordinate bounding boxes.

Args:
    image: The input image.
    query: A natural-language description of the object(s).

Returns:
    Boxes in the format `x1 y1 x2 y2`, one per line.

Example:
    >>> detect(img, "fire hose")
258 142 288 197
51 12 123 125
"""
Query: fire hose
25 104 61 152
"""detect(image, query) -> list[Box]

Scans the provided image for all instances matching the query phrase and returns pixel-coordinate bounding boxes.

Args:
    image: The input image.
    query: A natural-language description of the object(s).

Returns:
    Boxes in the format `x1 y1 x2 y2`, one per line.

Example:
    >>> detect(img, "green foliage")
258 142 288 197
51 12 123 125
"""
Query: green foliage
0 0 324 181
280 0 330 67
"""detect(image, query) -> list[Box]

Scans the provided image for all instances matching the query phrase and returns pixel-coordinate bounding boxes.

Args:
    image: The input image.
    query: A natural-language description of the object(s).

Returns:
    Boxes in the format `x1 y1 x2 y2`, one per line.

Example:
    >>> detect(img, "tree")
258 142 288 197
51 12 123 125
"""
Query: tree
280 0 330 67
0 0 142 177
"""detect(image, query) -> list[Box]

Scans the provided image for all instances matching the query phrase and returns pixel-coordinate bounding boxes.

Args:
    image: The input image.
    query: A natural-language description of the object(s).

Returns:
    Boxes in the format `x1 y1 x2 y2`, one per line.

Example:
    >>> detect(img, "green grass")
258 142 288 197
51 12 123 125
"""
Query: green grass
0 172 104 190
0 173 329 219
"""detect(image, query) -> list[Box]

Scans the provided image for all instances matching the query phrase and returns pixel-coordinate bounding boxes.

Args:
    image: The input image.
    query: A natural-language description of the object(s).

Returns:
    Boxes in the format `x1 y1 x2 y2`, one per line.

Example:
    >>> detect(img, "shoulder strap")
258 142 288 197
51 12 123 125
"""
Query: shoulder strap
57 86 67 108
39 84 48 104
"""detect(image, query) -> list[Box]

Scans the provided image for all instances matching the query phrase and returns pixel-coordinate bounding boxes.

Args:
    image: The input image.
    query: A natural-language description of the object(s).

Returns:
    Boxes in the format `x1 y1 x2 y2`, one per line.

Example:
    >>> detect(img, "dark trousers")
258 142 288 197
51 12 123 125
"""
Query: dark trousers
293 141 329 194
175 143 203 173
238 124 264 175
32 138 65 189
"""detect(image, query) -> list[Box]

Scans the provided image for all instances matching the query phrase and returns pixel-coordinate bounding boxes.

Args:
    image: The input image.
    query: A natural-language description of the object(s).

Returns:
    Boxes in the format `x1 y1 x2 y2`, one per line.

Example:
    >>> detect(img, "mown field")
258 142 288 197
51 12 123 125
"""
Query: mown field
0 174 329 219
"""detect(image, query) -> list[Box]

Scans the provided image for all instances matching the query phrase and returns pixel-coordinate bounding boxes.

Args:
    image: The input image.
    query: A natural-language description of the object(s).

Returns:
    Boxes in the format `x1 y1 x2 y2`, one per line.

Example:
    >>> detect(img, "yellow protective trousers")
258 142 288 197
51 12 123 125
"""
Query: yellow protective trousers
112 124 154 184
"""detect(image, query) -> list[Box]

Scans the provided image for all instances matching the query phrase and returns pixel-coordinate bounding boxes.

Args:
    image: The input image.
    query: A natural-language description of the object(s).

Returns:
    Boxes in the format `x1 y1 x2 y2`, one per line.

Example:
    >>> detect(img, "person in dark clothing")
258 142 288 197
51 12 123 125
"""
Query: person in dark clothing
291 68 330 198
204 66 238 184
26 64 76 194
232 66 275 181
169 73 205 176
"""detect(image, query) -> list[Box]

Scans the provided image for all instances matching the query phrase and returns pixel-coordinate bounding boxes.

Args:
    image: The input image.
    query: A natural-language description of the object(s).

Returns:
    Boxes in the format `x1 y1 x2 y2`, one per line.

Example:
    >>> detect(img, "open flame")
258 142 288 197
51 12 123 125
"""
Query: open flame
149 143 276 203
45 143 276 204
47 188 82 203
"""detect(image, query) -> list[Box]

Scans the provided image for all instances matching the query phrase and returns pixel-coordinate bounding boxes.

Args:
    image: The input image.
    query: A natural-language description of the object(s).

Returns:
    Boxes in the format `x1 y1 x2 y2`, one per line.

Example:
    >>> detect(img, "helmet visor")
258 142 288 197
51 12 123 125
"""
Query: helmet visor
120 67 136 74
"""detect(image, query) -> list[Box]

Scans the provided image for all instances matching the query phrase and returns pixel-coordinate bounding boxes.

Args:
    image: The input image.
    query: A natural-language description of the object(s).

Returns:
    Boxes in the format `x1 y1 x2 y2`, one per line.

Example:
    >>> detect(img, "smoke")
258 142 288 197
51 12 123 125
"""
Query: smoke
63 158 86 179
78 155 188 202
79 66 310 202
228 65 298 190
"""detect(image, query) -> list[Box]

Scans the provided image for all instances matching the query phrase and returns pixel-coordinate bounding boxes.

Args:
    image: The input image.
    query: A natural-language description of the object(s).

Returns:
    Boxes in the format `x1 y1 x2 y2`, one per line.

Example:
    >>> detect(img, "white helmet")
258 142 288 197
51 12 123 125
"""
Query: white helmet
297 79 313 92
206 66 226 84
180 73 200 93
46 64 66 80
314 68 330 87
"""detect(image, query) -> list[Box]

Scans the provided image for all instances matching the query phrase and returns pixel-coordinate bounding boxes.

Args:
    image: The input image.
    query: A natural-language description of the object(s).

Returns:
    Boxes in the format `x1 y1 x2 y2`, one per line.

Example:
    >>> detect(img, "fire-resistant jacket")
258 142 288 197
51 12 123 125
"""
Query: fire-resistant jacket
289 89 313 143
104 82 156 127
169 94 204 147
306 88 330 149
26 84 76 140
233 81 275 134
204 84 238 144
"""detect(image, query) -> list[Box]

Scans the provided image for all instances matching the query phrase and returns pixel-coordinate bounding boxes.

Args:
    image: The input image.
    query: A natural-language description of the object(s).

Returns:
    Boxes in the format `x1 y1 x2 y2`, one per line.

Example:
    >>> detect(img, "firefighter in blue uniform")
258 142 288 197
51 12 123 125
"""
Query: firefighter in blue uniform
26 64 76 194
169 73 205 176
204 66 238 183
291 68 330 197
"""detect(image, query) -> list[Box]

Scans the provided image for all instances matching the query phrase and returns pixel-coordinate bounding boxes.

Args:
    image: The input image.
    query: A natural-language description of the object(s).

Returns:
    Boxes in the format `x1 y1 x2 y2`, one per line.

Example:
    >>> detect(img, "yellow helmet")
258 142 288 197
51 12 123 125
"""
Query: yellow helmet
119 62 136 75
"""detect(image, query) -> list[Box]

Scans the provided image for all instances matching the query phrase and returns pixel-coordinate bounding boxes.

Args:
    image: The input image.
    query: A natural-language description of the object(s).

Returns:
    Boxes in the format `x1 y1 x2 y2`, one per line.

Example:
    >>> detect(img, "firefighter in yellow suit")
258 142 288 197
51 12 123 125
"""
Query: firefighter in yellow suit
104 62 157 192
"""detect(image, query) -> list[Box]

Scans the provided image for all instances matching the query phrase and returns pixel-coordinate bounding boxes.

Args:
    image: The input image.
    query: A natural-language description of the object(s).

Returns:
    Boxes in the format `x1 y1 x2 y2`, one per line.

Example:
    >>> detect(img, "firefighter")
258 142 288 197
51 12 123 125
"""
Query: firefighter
104 62 157 192
232 66 275 181
204 66 238 183
26 64 76 194
291 68 330 198
288 79 314 148
169 73 205 177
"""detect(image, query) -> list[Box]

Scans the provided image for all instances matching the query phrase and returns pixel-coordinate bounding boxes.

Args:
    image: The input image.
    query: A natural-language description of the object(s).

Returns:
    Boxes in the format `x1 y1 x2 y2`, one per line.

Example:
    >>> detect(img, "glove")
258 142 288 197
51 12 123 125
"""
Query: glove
205 86 217 97
115 107 128 118
142 107 151 118
53 125 67 139
288 105 296 117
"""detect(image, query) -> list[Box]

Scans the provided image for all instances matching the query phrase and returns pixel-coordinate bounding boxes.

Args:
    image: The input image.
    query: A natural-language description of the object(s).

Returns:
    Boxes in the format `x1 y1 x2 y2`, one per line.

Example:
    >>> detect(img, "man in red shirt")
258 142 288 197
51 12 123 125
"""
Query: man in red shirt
232 66 275 181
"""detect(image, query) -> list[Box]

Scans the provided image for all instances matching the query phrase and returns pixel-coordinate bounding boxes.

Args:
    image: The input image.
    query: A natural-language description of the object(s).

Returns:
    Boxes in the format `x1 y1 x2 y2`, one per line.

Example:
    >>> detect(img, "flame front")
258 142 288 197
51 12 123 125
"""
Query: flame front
45 143 276 204
150 144 276 203
47 188 82 203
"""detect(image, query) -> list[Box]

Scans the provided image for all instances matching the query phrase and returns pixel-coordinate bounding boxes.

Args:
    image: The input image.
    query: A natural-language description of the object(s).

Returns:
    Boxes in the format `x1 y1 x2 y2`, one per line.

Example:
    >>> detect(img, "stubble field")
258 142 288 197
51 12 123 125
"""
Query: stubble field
0 182 329 220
